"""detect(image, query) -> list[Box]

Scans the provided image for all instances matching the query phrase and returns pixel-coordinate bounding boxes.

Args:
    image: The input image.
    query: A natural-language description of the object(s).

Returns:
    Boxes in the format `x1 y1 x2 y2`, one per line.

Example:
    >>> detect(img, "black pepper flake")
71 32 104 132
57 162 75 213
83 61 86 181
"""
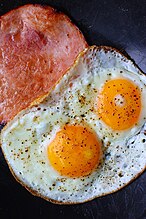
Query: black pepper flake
118 172 123 177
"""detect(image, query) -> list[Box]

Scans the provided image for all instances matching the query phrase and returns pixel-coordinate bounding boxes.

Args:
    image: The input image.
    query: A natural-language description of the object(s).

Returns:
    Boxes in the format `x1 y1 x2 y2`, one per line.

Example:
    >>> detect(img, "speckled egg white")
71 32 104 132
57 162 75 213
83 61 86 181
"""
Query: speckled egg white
1 46 146 204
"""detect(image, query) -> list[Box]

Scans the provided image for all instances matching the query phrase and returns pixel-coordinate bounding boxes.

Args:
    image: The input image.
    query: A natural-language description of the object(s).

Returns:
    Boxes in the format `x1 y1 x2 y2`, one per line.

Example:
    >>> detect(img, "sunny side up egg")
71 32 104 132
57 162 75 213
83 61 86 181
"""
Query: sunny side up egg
1 46 146 204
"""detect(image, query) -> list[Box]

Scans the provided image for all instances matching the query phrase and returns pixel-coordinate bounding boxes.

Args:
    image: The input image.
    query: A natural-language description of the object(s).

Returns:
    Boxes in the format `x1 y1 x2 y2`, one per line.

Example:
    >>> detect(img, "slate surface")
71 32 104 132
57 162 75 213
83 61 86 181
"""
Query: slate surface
0 0 146 218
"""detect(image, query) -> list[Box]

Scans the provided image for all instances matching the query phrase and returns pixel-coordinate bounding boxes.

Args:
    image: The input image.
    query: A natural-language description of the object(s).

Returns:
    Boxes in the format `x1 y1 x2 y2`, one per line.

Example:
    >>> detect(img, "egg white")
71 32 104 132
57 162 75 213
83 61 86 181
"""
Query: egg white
1 46 146 203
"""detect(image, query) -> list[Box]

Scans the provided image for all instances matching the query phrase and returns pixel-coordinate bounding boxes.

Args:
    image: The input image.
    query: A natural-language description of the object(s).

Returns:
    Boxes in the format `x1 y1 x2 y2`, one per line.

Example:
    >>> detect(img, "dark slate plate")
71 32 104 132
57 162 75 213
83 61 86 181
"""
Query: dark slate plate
0 0 146 218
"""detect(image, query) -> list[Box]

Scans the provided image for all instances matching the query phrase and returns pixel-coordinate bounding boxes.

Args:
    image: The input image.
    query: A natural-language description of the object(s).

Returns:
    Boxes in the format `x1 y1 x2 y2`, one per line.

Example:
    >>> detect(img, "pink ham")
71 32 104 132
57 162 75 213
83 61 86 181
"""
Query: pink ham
0 4 87 124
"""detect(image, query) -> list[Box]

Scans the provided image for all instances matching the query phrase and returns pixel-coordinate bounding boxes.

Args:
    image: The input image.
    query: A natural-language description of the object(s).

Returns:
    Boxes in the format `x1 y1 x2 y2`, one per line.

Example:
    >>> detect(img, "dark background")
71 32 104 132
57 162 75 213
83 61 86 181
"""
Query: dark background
0 0 146 218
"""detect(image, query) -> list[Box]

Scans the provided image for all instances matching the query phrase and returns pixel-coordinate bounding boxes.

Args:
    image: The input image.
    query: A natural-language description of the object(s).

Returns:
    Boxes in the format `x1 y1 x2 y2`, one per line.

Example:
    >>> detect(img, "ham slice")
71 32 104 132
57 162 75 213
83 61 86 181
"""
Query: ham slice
0 4 87 124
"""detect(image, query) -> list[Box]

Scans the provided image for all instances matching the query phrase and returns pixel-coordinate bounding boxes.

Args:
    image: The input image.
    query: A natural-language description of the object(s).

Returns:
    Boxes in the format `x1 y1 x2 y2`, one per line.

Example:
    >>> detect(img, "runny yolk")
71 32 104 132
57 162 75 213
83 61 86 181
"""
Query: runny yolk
97 78 141 130
47 125 101 178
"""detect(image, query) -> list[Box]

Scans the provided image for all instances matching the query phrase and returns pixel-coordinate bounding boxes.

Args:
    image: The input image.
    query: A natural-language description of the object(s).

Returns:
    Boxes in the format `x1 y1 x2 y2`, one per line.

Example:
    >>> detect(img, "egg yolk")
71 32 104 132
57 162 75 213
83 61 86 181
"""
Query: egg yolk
48 125 101 178
97 78 141 130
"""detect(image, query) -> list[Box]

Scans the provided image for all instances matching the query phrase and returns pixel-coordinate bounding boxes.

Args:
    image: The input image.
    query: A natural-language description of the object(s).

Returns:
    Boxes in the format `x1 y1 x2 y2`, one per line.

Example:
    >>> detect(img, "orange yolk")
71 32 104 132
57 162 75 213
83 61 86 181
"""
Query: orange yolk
97 78 141 130
47 125 101 178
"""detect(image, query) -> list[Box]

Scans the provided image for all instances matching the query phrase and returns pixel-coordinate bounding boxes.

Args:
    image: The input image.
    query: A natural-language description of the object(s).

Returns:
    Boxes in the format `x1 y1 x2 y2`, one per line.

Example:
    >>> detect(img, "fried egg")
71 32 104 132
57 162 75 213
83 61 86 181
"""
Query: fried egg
1 46 146 204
